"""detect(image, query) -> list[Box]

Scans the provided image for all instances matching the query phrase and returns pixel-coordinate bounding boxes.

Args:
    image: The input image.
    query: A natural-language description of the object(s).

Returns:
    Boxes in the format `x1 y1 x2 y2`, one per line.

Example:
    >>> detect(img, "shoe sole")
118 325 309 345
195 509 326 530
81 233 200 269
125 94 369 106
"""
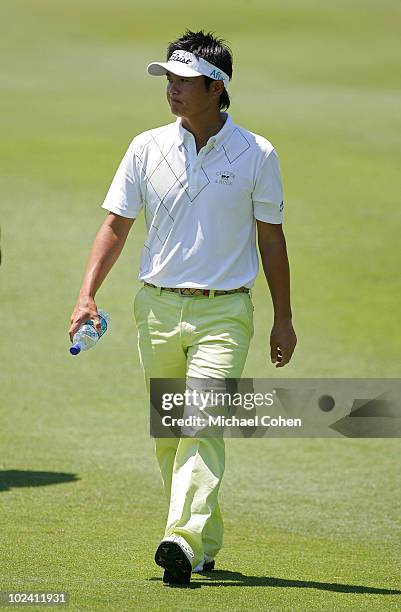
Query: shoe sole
155 541 192 585
165 559 215 582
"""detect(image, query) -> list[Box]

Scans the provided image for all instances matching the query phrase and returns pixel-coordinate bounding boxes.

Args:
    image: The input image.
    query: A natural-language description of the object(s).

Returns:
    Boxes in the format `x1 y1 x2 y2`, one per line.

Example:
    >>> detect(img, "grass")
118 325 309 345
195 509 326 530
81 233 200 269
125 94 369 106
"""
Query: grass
1 0 401 609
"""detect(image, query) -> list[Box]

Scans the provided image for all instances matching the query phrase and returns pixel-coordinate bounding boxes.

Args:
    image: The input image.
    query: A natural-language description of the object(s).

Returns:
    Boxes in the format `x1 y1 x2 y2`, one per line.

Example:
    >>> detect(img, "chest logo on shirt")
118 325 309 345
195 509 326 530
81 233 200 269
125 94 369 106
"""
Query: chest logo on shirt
215 170 236 186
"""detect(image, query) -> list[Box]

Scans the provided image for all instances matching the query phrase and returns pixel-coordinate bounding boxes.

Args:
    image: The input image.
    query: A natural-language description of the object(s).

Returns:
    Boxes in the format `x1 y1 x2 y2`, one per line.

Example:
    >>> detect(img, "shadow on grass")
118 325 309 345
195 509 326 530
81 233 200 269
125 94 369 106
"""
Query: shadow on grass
0 470 80 492
149 570 401 594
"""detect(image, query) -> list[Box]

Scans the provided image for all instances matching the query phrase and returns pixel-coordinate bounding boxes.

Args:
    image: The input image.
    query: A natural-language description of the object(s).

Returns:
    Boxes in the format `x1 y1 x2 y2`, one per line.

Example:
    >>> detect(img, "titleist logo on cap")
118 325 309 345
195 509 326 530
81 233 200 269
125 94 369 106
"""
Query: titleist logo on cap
170 52 192 65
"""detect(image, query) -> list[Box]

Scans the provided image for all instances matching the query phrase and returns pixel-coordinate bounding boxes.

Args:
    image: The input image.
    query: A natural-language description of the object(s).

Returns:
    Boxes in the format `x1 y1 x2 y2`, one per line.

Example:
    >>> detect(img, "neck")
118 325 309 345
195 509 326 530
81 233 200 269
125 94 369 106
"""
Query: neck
181 111 226 152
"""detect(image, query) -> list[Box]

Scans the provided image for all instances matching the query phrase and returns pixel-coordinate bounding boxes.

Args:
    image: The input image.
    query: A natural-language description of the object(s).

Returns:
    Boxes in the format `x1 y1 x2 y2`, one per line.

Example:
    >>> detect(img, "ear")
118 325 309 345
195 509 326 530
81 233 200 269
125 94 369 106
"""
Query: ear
211 80 225 98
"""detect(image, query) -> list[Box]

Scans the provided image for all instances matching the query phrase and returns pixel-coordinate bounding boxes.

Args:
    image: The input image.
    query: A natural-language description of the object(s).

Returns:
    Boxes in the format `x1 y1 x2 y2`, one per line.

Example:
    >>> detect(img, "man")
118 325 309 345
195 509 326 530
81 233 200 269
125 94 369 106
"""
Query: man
69 30 297 585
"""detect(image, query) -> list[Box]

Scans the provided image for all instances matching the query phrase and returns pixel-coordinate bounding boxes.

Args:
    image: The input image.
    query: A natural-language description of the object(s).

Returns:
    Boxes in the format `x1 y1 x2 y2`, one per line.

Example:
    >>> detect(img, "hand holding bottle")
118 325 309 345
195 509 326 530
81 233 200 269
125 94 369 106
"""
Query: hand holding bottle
69 294 101 341
69 295 110 355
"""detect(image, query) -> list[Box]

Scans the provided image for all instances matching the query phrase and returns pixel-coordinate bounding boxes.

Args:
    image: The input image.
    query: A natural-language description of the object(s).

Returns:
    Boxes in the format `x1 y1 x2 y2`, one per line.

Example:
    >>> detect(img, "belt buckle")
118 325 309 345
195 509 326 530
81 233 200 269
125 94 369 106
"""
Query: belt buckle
179 288 210 297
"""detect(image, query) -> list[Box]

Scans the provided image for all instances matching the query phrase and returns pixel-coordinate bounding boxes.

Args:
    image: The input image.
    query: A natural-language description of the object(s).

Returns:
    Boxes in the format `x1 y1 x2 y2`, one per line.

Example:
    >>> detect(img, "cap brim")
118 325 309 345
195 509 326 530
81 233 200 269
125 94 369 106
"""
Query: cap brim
147 61 202 78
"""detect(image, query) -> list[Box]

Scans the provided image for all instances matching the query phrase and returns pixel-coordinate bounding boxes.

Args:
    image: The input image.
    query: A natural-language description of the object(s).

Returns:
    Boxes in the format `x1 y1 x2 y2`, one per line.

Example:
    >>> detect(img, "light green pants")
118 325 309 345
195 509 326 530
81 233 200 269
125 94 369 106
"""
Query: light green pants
133 284 254 569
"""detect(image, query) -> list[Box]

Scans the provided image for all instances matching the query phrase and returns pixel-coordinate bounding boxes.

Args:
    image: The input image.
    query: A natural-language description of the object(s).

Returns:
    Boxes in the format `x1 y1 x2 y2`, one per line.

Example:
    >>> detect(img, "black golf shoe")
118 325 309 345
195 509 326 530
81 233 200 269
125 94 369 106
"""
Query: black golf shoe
163 558 215 583
155 537 193 585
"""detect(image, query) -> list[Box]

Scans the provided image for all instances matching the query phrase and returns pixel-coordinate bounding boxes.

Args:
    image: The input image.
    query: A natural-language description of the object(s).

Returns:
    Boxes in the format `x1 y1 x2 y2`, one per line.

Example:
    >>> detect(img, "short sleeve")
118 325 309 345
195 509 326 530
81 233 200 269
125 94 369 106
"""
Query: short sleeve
252 149 284 224
101 140 143 219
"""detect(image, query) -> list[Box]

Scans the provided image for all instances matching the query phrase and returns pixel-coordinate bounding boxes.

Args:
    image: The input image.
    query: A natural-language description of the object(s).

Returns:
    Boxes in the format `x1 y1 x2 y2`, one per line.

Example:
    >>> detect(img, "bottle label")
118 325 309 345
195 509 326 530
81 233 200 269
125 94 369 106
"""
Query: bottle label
98 315 108 338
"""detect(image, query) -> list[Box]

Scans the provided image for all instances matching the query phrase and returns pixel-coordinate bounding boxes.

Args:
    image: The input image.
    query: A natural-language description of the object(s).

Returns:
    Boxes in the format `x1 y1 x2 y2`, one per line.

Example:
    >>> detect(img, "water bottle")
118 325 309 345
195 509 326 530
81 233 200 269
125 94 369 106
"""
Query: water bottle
69 309 110 356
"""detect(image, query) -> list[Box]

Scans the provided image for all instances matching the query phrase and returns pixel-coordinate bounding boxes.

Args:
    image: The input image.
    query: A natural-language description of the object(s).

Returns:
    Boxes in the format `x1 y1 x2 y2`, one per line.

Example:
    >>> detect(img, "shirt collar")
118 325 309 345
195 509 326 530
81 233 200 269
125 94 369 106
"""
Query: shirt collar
175 112 234 151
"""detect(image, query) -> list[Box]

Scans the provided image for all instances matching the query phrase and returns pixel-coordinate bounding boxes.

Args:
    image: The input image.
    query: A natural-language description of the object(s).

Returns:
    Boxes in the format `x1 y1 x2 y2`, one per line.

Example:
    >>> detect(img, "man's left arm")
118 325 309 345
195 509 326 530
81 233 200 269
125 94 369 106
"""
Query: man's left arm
256 220 297 368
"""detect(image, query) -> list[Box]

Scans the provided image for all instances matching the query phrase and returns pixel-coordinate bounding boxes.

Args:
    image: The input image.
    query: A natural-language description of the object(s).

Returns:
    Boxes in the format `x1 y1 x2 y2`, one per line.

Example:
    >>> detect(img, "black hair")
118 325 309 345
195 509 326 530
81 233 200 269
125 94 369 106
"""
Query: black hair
167 29 233 110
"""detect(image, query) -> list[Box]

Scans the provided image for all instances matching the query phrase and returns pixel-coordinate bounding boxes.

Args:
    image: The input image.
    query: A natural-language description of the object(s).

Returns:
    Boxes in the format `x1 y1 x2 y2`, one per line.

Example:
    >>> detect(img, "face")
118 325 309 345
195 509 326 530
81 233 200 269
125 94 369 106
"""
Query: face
166 71 223 118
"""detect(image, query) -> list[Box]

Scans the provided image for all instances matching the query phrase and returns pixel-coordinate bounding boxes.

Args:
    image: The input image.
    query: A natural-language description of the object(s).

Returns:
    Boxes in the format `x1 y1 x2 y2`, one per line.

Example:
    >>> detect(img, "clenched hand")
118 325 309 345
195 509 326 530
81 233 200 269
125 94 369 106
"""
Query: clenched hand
270 320 297 368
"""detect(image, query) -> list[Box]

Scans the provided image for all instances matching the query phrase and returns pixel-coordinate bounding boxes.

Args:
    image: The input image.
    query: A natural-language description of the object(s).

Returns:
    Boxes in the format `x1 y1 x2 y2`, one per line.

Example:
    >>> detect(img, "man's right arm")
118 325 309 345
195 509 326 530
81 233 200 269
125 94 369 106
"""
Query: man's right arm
69 212 135 341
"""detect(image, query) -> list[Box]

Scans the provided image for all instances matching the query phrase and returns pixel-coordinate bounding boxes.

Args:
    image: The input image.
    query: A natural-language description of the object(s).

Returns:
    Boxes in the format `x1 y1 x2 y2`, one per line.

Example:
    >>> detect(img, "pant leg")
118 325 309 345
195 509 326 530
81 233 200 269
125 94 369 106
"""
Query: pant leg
202 502 224 561
134 285 186 500
164 292 254 565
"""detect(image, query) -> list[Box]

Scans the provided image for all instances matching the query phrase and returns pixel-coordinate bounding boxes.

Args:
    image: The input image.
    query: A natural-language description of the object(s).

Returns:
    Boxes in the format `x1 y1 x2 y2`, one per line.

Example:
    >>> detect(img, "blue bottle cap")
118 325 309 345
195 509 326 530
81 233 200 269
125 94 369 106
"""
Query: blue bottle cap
69 344 81 355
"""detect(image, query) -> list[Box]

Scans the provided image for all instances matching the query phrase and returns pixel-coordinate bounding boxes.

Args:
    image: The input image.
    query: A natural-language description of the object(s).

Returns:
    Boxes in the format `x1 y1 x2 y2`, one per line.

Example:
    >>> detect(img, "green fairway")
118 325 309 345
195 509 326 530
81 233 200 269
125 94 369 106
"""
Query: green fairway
1 0 401 609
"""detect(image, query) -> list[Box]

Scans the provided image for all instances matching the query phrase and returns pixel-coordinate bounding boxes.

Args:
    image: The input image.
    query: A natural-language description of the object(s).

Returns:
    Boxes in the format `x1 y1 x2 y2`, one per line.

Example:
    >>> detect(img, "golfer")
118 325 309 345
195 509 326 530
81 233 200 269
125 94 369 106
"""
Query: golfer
69 29 297 585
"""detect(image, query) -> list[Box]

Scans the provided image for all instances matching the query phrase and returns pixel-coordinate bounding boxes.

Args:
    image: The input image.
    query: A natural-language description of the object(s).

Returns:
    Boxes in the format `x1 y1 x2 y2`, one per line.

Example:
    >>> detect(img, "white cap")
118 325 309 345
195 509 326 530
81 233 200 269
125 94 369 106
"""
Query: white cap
147 50 230 88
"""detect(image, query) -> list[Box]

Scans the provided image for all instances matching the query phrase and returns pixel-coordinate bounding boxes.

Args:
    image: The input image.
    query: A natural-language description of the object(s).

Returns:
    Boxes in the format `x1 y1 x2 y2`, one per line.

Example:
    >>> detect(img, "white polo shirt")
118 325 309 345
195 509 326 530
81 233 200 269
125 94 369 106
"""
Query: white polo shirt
101 113 283 289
